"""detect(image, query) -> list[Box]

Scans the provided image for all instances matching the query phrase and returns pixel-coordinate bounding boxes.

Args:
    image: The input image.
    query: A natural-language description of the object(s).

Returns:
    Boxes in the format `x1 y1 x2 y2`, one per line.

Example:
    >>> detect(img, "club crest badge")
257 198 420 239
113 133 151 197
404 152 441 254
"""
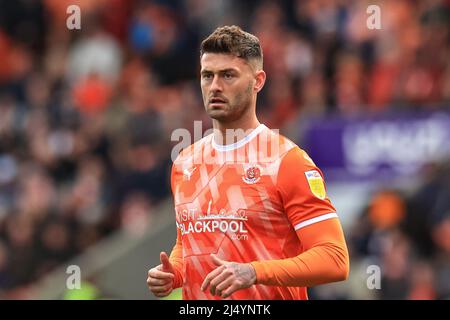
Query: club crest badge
242 165 262 184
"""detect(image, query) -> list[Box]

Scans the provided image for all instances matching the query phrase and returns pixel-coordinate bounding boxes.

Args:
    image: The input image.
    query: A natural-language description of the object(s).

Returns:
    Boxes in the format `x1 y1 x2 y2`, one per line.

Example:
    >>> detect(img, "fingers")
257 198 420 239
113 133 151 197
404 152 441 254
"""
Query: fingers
154 290 172 298
147 271 173 289
149 283 173 294
214 277 234 297
201 254 227 291
221 283 240 299
147 277 170 286
201 265 225 291
147 258 175 298
148 267 175 280
147 268 173 297
211 254 225 266
152 285 173 297
201 257 254 299
208 269 231 296
160 252 174 273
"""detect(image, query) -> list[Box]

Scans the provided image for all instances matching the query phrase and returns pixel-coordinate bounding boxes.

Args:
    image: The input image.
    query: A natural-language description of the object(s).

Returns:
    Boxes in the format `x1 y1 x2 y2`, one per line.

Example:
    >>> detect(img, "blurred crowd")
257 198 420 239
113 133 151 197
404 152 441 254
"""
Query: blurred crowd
0 0 449 298
343 160 450 300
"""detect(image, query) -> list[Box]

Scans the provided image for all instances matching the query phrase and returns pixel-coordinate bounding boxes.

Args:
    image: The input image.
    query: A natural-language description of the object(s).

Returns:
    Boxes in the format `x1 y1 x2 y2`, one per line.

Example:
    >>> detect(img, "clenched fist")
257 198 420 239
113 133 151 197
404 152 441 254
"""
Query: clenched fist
147 252 175 298
201 254 257 299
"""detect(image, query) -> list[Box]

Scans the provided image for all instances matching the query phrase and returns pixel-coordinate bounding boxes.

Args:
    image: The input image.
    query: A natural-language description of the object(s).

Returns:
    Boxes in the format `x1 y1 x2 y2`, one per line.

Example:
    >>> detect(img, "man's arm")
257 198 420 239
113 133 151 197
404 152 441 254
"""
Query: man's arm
168 160 184 289
250 217 349 287
169 228 184 289
249 146 349 286
201 217 348 298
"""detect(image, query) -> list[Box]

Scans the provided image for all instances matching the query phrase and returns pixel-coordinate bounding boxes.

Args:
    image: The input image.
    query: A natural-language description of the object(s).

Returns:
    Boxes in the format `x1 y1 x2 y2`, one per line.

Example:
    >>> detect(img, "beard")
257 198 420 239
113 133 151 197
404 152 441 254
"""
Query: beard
205 83 253 123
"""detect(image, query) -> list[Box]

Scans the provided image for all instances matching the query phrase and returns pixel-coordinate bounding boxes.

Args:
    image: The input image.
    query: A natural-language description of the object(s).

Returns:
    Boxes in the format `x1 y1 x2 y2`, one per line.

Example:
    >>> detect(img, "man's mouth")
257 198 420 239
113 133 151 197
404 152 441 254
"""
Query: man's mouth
209 97 227 105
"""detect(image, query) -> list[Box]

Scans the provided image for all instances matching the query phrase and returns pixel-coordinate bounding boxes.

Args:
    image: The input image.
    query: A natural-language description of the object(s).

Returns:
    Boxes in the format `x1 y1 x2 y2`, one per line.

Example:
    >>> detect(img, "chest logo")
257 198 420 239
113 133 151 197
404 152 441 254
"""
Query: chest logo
242 164 262 184
183 167 197 180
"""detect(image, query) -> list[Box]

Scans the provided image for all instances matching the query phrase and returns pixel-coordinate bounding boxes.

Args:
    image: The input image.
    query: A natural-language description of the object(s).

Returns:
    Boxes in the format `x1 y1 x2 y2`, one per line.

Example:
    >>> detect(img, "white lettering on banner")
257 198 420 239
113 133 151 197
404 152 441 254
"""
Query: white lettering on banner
342 115 450 175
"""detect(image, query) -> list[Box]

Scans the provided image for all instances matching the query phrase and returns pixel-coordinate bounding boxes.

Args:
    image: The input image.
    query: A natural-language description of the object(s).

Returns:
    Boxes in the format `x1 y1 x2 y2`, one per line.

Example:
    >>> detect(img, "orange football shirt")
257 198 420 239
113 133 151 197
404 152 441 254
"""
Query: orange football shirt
170 124 340 299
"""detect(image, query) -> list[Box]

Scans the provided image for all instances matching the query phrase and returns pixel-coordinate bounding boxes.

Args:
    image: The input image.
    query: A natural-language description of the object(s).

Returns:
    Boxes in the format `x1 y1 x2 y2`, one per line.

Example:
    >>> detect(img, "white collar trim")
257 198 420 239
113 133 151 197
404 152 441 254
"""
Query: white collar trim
211 124 267 152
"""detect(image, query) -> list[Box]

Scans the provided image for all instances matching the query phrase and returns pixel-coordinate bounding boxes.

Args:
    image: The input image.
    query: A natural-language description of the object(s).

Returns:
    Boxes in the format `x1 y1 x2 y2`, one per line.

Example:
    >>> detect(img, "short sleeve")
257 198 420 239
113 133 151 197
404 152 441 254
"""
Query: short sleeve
277 147 338 231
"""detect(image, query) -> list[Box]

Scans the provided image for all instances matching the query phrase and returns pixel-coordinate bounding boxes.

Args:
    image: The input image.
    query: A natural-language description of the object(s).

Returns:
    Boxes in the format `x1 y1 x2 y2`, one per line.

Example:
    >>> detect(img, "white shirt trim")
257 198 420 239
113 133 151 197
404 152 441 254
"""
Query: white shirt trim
212 124 267 152
294 212 338 230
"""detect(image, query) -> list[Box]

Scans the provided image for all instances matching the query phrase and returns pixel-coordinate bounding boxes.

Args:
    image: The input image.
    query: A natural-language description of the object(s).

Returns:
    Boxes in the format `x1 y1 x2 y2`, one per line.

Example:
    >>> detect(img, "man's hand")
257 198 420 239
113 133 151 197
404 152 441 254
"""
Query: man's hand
147 252 175 298
201 254 257 299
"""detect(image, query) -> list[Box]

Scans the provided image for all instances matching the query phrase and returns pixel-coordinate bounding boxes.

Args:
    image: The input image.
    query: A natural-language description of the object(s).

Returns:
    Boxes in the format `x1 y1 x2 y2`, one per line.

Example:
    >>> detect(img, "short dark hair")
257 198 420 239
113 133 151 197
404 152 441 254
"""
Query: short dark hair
200 25 263 70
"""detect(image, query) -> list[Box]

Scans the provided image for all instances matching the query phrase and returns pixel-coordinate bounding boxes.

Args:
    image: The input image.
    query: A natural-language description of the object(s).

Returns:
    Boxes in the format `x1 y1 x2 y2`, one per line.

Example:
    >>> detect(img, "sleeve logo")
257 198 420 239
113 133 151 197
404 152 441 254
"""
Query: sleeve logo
304 170 326 199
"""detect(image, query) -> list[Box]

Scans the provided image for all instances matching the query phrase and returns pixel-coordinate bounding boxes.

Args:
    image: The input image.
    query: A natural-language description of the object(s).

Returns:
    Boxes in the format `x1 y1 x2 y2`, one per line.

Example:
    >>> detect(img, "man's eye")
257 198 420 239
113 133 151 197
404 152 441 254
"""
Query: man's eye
224 73 233 79
202 74 212 80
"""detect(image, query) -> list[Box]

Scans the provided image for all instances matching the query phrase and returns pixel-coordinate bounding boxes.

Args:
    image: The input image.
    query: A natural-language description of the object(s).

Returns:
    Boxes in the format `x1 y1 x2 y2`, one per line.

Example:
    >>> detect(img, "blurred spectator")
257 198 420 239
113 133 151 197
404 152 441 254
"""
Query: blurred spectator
67 27 122 84
379 229 412 300
408 260 436 300
73 73 113 115
431 216 450 299
0 240 12 290
120 192 153 235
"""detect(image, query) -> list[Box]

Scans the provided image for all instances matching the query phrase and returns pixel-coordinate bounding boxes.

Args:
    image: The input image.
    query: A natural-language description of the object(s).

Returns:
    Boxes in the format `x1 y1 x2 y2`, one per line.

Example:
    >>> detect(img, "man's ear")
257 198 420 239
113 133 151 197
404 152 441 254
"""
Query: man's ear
254 70 266 93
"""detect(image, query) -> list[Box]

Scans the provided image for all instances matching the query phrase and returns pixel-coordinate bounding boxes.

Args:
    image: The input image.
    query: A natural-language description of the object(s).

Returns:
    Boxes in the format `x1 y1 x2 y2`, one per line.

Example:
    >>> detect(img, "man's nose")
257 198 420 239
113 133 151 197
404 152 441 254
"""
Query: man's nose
210 75 223 93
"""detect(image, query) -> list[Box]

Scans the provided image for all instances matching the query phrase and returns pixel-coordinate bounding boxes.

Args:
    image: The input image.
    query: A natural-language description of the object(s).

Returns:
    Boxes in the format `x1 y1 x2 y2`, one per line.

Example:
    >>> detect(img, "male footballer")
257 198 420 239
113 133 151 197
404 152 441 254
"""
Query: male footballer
147 25 349 300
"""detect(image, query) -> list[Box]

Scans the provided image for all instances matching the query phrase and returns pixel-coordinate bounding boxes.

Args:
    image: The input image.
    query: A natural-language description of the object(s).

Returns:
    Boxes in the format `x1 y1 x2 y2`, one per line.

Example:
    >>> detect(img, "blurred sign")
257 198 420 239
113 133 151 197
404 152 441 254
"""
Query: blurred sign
302 112 450 181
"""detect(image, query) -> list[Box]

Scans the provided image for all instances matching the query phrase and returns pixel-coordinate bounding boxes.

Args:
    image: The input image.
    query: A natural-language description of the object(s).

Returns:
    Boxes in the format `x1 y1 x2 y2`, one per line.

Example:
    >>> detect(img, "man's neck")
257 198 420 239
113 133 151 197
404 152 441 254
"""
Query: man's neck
212 117 261 146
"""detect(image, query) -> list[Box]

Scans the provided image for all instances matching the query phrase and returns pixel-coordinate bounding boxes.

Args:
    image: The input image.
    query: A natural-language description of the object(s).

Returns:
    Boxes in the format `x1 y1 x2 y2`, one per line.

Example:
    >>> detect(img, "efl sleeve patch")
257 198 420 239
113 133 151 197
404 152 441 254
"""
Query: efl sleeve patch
304 170 326 199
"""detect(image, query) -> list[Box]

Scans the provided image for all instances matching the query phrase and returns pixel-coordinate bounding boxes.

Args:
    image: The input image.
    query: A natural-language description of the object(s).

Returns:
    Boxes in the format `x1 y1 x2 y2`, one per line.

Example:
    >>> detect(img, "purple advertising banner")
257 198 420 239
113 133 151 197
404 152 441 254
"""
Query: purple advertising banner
301 112 450 182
